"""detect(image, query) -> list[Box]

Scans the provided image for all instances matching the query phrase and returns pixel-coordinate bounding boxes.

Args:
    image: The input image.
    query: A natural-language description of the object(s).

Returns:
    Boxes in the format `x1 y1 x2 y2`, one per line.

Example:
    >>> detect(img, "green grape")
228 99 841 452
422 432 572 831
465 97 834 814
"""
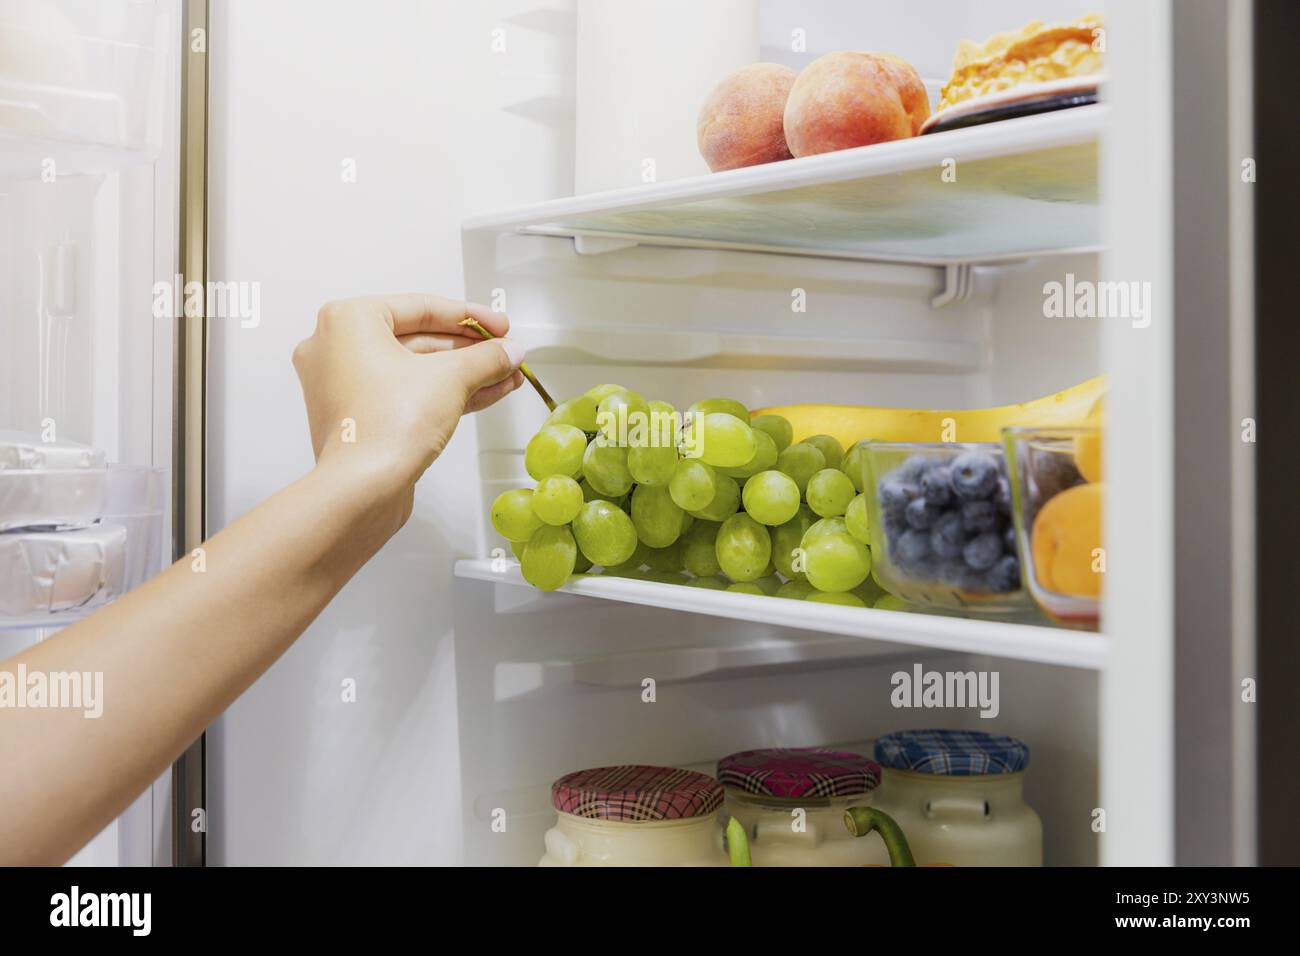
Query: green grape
628 443 678 486
631 484 684 548
806 468 856 518
688 473 741 522
852 574 886 605
584 383 628 404
681 520 722 577
645 540 684 572
574 551 593 574
803 531 872 593
845 493 871 544
754 574 782 596
510 539 526 561
874 594 914 612
803 517 848 547
688 397 750 423
741 470 801 526
525 424 587 480
520 525 577 591
804 434 845 470
580 478 626 508
491 488 544 542
639 569 687 585
572 500 638 568
840 440 871 493
719 428 778 479
607 539 651 574
596 389 649 446
546 395 599 433
727 582 765 596
776 442 826 494
807 590 867 608
716 513 772 582
772 505 815 580
646 400 681 450
669 459 717 511
749 414 794 452
684 575 728 590
680 511 694 535
776 579 816 600
582 441 634 497
697 413 757 468
531 475 584 526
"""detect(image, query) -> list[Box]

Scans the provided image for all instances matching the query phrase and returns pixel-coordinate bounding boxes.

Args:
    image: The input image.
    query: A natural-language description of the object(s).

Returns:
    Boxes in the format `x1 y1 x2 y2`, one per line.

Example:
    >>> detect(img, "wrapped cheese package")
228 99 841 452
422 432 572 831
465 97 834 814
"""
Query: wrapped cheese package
0 431 107 531
0 524 127 616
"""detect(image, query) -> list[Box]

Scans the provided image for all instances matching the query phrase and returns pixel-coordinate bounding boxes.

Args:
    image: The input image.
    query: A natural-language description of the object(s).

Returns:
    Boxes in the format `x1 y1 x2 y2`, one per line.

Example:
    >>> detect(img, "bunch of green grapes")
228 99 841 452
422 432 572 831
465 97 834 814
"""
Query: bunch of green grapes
488 384 905 611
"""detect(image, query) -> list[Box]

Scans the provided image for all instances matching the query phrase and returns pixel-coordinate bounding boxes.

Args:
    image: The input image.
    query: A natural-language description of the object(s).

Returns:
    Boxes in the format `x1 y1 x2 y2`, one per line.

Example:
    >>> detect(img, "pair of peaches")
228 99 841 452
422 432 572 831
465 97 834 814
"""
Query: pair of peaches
697 53 929 172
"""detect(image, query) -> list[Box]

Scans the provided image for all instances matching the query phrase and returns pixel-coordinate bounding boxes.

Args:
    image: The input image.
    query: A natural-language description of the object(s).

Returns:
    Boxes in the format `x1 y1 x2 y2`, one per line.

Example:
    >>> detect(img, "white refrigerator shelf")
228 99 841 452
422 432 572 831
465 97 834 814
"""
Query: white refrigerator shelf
453 558 1111 670
463 106 1104 265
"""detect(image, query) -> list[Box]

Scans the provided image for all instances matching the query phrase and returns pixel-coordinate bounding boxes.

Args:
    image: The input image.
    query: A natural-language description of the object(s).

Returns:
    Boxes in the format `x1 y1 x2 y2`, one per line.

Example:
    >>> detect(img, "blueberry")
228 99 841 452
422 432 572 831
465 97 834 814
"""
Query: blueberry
987 554 1021 593
995 476 1012 514
921 466 953 506
1003 525 1017 554
930 511 966 559
905 497 943 531
883 512 908 540
878 478 918 521
895 528 932 569
950 451 1000 500
899 455 933 483
962 530 1003 571
961 499 998 533
938 560 967 585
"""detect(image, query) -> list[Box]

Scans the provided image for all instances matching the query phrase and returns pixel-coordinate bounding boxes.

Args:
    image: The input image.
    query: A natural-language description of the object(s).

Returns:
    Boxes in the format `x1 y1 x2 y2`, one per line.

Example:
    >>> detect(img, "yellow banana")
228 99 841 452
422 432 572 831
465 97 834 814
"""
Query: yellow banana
752 375 1108 448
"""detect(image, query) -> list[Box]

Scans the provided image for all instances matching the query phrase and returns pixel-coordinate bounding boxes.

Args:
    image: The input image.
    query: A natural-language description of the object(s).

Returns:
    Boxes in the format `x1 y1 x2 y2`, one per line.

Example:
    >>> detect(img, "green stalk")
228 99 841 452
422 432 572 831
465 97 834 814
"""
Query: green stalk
843 806 916 867
458 316 556 411
726 817 752 867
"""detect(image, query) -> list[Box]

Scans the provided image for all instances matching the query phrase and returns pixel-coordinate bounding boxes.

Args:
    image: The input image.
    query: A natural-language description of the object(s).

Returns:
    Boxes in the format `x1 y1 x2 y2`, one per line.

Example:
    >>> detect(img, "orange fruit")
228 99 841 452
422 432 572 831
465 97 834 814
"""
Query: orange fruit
1030 483 1104 597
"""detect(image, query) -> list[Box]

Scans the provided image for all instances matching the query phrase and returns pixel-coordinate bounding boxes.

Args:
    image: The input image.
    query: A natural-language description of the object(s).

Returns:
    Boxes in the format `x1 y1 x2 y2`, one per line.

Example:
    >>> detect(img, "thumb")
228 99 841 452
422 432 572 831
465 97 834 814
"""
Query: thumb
445 337 526 398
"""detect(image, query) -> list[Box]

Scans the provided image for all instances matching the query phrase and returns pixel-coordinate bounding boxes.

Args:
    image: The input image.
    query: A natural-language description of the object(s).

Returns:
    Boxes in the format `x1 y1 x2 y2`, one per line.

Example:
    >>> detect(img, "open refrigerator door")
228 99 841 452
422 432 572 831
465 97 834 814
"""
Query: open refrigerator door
0 0 181 865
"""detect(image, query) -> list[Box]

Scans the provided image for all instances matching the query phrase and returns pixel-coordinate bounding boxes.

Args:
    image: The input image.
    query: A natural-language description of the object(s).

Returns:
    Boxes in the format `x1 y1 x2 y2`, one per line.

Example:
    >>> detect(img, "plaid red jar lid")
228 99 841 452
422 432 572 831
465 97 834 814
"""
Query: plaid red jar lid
551 765 724 822
717 747 883 799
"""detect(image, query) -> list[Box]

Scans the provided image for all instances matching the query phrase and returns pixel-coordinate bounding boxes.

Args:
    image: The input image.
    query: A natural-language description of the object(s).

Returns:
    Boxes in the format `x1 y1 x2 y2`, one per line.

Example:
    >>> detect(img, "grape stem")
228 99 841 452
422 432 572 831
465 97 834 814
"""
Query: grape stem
459 316 556 411
843 806 917 866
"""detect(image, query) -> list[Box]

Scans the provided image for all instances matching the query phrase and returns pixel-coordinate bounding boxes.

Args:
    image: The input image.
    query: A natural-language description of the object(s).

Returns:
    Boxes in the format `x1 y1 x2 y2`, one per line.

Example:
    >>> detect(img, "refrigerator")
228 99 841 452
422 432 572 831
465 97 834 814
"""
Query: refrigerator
1 0 1285 867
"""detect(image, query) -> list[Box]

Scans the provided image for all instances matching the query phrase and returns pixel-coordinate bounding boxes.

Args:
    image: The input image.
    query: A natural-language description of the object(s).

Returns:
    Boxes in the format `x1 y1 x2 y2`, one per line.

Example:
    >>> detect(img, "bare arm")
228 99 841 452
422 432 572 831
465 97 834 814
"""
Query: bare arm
0 294 525 865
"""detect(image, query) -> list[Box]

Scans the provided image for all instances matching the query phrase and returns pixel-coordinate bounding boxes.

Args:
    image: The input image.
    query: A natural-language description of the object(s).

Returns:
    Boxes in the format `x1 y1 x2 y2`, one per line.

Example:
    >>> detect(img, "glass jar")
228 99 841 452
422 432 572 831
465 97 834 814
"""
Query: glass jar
539 765 727 867
718 747 883 867
868 729 1042 866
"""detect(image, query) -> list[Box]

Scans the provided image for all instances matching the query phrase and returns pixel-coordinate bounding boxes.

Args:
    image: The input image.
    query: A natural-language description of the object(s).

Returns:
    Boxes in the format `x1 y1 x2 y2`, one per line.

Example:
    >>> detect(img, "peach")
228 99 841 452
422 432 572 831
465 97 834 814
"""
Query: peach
783 52 930 157
697 63 797 172
1030 482 1104 598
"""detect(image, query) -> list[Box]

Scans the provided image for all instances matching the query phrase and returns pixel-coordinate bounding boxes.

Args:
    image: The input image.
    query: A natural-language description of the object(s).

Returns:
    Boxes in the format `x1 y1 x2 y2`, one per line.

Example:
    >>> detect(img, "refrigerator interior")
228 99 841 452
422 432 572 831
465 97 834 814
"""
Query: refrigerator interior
206 0 1230 867
0 0 179 864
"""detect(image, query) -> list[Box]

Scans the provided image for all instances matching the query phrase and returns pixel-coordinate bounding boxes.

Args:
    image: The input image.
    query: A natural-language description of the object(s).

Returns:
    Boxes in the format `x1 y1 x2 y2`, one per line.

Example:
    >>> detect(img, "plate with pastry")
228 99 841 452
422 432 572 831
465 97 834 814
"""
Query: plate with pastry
922 14 1106 135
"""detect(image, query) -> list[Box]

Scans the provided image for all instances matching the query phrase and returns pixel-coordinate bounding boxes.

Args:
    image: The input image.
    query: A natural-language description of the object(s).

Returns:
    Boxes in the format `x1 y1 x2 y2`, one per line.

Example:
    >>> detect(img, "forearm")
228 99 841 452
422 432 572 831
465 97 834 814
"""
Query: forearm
0 457 404 864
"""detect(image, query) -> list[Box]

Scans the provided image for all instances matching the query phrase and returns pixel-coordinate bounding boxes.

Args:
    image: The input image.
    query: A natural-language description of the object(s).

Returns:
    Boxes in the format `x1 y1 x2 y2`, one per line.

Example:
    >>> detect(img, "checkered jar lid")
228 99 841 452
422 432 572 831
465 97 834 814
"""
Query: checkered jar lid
551 765 724 822
873 729 1030 775
717 747 882 799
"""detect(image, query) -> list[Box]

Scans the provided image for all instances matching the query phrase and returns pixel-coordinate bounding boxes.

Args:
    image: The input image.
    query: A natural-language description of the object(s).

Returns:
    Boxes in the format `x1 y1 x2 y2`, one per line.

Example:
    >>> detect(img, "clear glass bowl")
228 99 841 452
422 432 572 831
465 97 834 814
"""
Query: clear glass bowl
1002 427 1102 626
863 442 1025 612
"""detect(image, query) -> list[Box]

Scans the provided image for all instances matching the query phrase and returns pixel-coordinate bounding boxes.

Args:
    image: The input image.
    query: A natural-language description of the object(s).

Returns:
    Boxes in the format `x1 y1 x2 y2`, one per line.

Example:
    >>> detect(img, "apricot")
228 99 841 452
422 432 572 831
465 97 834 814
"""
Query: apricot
1074 430 1103 482
1030 483 1104 597
697 63 798 172
783 52 930 158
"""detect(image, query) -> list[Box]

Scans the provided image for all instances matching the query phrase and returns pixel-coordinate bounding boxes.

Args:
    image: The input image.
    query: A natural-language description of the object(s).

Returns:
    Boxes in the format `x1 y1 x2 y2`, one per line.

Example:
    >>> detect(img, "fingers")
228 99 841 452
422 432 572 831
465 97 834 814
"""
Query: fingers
397 332 484 355
346 293 508 338
440 337 526 399
464 371 525 413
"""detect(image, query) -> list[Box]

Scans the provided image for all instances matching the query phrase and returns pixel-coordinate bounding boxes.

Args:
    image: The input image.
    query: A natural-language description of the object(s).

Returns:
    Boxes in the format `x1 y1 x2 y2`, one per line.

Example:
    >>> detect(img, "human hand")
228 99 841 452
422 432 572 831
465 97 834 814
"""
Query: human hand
291 293 524 526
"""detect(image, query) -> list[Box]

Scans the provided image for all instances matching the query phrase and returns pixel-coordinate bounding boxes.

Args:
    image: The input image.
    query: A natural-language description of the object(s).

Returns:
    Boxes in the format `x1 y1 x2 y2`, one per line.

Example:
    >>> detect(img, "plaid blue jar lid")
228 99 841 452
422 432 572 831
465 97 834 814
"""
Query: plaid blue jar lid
718 747 882 799
873 729 1030 775
552 765 724 822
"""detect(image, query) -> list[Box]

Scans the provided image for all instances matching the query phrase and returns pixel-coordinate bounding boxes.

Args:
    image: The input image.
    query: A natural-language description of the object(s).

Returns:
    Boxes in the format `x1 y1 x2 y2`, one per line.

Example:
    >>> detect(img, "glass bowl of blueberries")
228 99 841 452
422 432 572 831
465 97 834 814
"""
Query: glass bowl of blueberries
863 442 1026 612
